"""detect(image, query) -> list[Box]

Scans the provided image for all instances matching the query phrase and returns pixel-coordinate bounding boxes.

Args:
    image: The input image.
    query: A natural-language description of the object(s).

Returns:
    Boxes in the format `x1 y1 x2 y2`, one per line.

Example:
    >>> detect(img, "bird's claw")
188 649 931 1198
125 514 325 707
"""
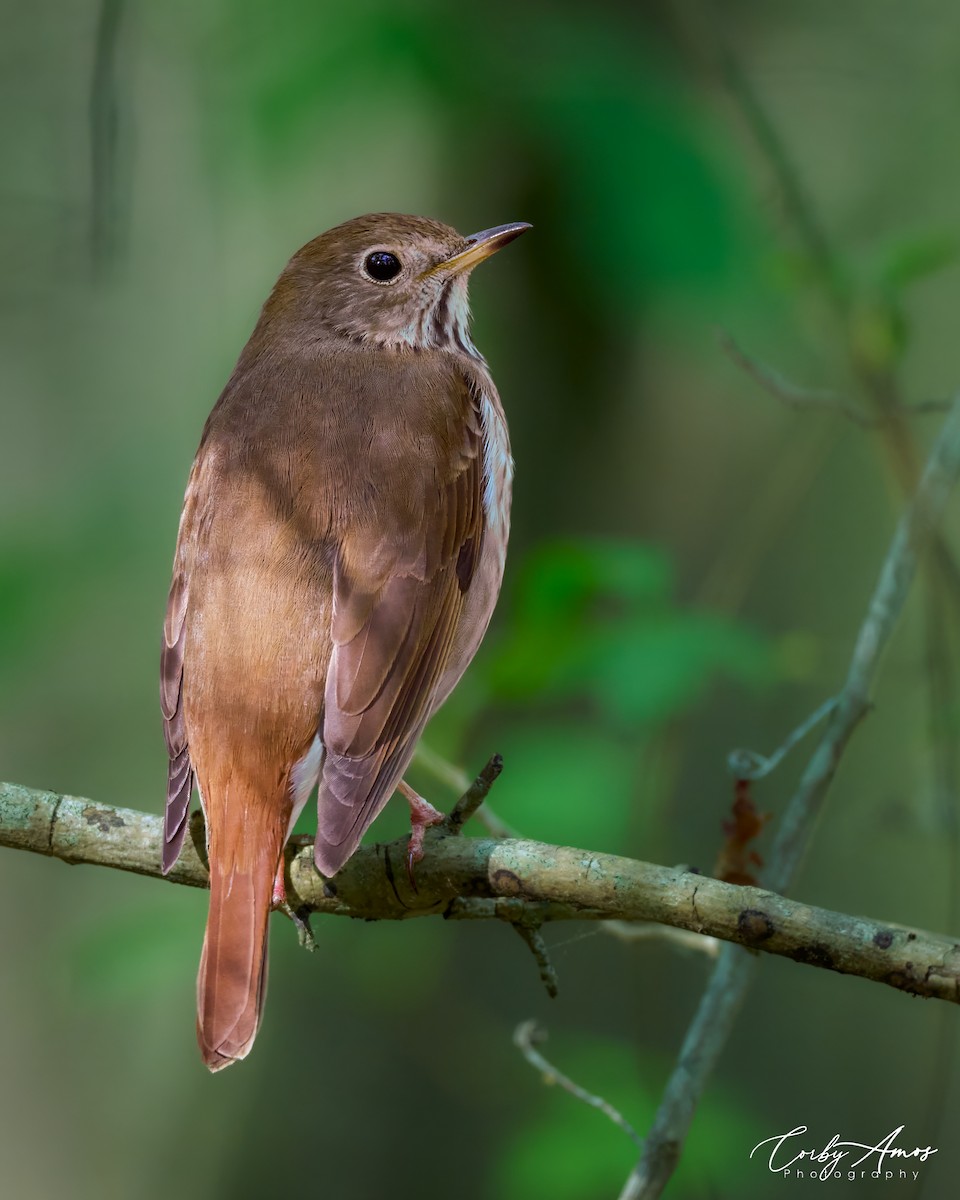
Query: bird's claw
399 780 445 891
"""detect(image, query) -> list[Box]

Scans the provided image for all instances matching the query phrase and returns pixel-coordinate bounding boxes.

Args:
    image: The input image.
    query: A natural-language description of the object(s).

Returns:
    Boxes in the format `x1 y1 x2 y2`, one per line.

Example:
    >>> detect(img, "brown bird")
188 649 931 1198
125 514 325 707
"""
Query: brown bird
160 212 528 1071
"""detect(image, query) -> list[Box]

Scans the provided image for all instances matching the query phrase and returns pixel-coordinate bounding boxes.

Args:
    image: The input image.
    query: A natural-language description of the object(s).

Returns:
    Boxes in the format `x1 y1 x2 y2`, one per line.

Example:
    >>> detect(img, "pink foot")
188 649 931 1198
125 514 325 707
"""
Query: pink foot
270 834 314 908
398 780 445 887
271 838 317 950
271 856 287 910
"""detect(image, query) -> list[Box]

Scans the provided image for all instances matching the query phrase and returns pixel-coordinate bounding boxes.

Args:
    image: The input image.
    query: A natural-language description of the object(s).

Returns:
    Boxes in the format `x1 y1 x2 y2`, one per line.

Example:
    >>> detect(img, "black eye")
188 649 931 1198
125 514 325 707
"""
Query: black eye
364 251 402 282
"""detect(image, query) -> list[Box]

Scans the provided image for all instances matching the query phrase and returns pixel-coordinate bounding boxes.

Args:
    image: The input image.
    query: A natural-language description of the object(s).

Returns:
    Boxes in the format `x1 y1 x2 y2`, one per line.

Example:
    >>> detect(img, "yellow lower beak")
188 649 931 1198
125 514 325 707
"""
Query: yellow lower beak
441 222 532 274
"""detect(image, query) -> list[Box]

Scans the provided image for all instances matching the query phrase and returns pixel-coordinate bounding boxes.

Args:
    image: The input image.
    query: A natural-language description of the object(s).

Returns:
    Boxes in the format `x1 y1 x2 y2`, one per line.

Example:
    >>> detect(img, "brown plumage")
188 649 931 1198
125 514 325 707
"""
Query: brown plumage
160 213 529 1071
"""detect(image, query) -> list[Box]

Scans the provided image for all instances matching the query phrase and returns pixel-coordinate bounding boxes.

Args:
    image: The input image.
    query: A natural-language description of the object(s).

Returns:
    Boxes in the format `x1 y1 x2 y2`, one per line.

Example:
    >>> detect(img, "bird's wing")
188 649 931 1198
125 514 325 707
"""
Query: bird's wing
314 374 485 875
159 445 216 873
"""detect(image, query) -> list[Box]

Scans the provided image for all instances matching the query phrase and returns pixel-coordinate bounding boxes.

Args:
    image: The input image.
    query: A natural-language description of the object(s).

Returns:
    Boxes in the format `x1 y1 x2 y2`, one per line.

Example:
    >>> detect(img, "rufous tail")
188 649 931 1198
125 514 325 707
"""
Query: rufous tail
196 809 285 1073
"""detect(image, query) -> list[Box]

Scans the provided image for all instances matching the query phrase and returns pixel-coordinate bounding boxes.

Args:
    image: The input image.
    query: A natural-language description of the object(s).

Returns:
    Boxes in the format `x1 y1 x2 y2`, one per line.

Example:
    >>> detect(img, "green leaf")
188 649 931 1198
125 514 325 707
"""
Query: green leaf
486 540 774 726
573 615 773 726
515 540 672 623
483 724 638 850
876 232 958 292
850 296 908 371
600 619 772 720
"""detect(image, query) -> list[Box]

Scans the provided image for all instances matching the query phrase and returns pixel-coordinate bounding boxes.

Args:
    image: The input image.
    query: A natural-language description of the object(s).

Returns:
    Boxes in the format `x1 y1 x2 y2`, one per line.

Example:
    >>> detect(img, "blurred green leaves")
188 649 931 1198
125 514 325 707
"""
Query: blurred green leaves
195 0 753 311
513 19 744 301
851 230 959 372
454 539 773 852
3 2 958 1197
486 539 772 728
875 231 958 294
482 725 637 848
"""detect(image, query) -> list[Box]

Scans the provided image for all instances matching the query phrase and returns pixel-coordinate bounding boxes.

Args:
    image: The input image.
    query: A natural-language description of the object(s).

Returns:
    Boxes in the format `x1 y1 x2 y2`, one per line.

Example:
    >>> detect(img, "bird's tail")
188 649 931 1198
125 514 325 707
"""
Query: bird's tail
196 795 286 1073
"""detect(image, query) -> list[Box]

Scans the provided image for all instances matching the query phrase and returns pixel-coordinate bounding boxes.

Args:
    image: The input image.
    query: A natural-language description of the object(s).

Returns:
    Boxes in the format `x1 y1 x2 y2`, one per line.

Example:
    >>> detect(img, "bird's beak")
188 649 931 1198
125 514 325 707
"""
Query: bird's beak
439 222 532 275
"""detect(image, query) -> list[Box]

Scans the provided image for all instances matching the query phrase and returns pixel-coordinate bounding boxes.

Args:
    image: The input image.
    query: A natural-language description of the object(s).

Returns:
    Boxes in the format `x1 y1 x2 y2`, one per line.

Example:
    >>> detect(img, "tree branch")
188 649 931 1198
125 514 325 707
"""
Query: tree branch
616 386 960 1197
3 780 960 1004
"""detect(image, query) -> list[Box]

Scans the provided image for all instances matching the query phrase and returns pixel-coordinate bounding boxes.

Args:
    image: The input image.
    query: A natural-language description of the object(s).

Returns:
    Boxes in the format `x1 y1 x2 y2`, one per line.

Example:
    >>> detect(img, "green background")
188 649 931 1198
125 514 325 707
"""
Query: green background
2 1 958 1197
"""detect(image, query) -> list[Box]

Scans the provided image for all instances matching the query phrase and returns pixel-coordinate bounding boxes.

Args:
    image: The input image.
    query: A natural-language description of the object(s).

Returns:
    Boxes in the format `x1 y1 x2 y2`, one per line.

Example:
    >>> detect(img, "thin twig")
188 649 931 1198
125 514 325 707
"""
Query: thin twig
768 395 960 887
619 395 960 1199
719 330 952 430
727 696 838 781
601 922 720 958
908 398 955 416
514 1021 644 1149
716 46 848 319
681 32 960 1200
413 742 472 791
445 896 561 995
618 947 758 1199
414 743 517 838
510 923 560 998
718 330 875 426
445 753 504 832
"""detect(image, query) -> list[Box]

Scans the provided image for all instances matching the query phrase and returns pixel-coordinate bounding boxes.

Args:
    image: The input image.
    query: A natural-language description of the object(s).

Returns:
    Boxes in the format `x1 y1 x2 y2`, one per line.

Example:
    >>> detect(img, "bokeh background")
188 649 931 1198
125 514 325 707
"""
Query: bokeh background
3 2 960 1197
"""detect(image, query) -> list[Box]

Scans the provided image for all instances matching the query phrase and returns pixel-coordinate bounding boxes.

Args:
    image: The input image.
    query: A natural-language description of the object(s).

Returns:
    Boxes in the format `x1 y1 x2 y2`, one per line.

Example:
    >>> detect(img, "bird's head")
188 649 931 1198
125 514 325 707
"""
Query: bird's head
258 212 530 355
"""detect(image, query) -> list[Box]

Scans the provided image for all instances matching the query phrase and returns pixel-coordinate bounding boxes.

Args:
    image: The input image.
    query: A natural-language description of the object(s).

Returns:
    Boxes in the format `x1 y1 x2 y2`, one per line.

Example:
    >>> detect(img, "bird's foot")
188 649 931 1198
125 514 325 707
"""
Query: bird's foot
277 902 317 952
269 835 314 907
271 840 317 951
188 808 209 869
398 780 445 889
271 855 287 910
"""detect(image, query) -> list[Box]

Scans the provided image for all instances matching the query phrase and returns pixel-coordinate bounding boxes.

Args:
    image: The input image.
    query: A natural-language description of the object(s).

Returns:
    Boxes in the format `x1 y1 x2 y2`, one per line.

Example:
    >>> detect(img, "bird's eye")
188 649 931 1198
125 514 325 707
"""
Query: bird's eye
364 251 402 282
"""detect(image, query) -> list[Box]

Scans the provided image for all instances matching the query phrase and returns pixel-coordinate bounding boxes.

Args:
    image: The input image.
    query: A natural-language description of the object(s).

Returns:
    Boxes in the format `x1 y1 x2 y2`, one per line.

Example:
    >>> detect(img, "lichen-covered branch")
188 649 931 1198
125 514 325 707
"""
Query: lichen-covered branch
619 391 960 1199
617 342 960 1198
2 780 960 1004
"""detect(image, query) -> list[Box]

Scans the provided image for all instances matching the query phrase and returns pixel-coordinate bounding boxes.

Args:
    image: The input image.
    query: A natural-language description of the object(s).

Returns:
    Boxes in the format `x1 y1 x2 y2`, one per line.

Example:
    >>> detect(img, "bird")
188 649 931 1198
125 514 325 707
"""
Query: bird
159 212 529 1072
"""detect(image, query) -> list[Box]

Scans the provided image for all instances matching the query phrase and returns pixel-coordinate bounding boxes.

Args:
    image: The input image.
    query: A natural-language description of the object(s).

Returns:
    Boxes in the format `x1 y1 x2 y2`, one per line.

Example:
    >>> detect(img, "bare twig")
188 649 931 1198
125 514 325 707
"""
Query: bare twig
767 395 960 886
445 894 560 995
510 923 559 998
414 743 517 838
909 398 955 416
514 1021 644 1149
617 948 758 1199
445 753 504 832
658 28 960 1200
727 696 838 781
716 47 848 318
718 330 875 426
618 395 960 1199
719 331 951 429
602 922 720 957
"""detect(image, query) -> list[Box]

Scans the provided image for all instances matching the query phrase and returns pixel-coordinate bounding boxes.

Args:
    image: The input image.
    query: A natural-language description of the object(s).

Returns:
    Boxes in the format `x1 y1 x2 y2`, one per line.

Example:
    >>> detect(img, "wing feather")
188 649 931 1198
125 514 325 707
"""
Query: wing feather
160 447 216 873
313 374 485 875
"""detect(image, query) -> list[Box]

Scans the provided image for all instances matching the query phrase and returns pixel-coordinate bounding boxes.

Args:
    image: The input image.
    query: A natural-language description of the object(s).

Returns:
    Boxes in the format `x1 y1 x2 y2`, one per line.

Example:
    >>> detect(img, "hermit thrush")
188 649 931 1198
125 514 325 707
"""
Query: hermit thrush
160 213 529 1071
